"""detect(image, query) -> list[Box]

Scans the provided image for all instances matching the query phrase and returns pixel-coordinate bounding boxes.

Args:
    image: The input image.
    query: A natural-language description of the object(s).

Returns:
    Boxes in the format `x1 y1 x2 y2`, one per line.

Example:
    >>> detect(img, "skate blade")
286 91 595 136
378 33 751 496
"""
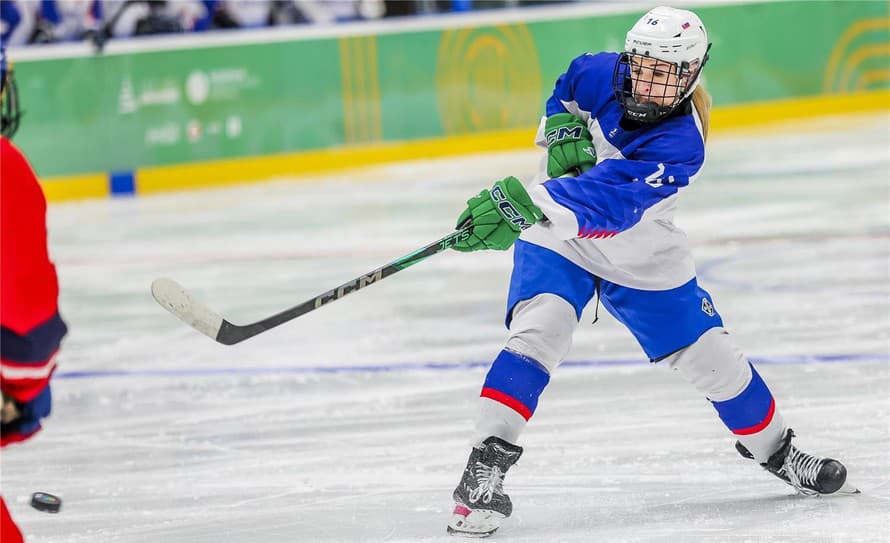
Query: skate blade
833 480 861 495
795 480 861 497
446 503 504 538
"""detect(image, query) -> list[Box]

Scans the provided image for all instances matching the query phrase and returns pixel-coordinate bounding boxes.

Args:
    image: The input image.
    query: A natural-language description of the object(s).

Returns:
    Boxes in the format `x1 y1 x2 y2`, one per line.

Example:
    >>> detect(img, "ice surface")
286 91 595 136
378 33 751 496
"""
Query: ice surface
2 113 888 542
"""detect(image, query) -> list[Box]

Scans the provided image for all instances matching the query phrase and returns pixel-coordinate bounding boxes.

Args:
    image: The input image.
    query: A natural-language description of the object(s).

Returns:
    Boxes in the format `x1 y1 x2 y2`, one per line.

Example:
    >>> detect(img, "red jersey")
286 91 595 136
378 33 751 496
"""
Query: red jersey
1 136 66 445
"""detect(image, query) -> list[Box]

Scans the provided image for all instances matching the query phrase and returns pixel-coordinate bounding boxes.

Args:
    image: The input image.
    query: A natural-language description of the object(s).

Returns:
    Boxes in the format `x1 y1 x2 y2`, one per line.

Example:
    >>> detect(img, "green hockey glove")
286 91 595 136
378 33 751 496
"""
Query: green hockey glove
544 113 596 178
452 176 544 252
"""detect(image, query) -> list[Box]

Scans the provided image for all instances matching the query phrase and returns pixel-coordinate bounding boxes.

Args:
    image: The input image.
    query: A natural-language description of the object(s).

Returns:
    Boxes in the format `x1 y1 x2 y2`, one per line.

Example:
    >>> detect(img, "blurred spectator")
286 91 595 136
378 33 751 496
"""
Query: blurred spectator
27 0 103 44
270 0 370 25
194 1 239 30
2 0 87 45
3 0 577 46
267 0 308 26
381 0 418 18
1 0 24 44
214 1 267 29
103 0 205 37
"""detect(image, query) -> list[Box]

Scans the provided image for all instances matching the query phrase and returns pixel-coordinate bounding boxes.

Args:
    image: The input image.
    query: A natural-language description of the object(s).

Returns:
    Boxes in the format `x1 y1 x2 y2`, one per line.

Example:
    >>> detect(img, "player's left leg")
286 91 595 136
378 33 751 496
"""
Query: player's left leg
599 277 855 496
663 326 855 495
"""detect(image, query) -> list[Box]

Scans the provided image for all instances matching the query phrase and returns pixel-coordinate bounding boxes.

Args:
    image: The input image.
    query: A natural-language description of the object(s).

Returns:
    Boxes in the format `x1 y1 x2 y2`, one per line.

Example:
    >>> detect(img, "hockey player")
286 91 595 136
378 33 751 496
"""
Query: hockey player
1 47 68 543
446 6 856 537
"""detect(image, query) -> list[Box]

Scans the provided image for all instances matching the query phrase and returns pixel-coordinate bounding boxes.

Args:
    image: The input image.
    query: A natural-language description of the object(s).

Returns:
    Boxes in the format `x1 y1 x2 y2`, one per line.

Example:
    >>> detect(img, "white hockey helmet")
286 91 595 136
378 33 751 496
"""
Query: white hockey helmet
614 6 711 122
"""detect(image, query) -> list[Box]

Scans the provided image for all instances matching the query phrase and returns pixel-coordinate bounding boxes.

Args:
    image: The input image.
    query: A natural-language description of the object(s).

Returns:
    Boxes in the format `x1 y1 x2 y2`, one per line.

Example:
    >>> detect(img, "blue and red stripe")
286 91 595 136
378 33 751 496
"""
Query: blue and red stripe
480 350 550 421
710 363 776 435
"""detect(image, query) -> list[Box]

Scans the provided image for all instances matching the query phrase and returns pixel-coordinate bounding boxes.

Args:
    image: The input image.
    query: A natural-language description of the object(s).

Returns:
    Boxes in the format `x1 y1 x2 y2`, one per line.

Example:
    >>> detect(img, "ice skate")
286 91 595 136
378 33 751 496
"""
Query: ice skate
737 429 859 496
447 436 523 537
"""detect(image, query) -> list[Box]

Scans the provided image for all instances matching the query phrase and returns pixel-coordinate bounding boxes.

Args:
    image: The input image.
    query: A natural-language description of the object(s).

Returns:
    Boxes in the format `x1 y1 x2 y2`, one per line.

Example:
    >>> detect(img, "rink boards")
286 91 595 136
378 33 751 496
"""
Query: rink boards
5 0 887 202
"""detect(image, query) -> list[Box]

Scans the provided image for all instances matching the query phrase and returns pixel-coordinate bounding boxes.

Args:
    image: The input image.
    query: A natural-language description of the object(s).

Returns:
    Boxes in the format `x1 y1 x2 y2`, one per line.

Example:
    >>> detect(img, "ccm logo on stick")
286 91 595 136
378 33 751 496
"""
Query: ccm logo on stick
314 270 383 309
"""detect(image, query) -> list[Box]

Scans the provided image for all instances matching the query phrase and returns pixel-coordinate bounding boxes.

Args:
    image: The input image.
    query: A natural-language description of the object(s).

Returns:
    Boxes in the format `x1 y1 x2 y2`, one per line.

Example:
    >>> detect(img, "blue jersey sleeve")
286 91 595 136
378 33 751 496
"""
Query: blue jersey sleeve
545 52 617 117
541 121 705 238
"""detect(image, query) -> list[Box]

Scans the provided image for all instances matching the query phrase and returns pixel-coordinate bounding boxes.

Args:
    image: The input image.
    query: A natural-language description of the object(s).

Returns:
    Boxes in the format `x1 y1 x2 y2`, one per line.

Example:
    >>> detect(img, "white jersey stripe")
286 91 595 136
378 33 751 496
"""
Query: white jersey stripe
1 358 58 381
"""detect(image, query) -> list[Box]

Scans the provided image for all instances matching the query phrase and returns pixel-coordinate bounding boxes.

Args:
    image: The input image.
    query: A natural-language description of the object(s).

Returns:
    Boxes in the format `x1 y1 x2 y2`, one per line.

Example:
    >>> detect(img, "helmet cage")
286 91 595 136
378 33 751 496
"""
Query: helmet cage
1 71 22 139
1 53 22 139
612 50 707 123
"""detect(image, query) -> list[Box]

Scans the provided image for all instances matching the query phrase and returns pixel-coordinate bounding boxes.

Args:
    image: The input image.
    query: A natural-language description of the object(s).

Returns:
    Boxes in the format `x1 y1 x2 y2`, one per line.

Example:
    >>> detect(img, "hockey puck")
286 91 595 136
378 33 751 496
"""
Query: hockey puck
30 492 62 513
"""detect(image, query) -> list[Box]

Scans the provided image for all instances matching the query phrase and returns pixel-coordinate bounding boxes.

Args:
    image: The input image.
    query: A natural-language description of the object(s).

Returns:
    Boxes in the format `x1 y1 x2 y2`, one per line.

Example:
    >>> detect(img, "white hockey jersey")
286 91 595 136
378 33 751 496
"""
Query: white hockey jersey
523 52 706 291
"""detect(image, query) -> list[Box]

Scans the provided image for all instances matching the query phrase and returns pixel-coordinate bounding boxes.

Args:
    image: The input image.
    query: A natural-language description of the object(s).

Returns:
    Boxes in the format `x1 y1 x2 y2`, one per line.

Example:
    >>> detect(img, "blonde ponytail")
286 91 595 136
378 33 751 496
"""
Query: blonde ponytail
691 86 711 142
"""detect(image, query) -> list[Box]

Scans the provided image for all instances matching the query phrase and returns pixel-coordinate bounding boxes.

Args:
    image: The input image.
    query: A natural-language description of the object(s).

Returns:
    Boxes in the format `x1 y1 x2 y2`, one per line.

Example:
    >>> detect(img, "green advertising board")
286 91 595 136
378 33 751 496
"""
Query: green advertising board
9 0 889 181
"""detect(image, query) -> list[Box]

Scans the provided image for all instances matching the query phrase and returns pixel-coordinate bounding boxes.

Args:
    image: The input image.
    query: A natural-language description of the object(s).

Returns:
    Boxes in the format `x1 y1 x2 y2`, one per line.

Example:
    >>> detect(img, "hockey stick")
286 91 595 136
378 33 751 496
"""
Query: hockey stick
151 223 472 345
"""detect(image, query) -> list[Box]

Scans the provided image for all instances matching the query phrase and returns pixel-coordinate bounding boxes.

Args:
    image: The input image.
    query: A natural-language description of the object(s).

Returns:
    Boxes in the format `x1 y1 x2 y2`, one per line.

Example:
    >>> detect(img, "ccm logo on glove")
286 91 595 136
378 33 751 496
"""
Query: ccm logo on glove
491 186 534 231
546 125 584 145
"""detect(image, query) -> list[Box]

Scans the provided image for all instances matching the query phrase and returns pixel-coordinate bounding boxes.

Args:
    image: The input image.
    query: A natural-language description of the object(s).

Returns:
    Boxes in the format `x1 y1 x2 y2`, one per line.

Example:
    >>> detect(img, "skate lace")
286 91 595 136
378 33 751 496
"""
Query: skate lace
468 463 504 505
782 446 822 496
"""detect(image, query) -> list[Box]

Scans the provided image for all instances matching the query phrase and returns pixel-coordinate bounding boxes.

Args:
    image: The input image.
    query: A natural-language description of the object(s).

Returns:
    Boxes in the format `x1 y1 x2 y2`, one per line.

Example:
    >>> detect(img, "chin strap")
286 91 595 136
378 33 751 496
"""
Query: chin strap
621 96 672 124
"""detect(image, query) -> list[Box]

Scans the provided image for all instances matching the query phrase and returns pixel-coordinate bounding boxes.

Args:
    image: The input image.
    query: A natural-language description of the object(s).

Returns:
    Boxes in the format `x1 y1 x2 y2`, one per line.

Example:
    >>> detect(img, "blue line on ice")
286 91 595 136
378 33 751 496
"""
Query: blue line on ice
56 353 889 379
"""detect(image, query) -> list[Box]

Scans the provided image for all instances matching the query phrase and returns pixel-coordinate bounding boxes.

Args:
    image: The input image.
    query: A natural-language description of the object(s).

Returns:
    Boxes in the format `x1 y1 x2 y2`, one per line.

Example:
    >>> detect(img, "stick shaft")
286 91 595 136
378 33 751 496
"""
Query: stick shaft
214 225 472 344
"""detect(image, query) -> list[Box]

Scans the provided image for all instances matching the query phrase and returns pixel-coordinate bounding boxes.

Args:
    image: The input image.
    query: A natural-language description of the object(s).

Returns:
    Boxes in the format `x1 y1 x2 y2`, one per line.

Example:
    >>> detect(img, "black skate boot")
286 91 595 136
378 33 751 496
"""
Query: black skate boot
736 428 858 496
447 436 523 537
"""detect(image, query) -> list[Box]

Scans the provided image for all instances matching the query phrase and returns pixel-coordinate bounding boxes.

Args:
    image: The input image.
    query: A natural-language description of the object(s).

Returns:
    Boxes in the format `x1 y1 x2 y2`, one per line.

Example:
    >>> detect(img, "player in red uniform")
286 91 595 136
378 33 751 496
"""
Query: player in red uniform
1 46 68 543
